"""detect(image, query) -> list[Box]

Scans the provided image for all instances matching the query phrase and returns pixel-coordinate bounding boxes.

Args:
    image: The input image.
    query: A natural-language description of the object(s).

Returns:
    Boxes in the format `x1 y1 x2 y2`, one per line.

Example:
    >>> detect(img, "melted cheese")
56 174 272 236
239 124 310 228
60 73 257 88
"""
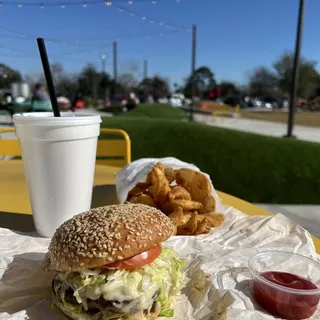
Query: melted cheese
81 274 160 313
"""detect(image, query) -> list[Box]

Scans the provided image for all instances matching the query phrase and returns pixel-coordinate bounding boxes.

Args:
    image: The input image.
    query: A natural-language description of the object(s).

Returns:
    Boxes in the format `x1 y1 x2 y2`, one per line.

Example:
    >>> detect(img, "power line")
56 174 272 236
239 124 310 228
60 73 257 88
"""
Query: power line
0 28 190 60
0 26 190 46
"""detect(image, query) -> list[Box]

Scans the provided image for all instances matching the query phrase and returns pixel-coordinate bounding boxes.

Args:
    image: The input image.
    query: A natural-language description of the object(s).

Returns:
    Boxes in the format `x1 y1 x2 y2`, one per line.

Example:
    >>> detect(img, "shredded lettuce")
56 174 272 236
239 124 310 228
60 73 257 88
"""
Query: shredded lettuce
54 247 186 319
159 308 175 317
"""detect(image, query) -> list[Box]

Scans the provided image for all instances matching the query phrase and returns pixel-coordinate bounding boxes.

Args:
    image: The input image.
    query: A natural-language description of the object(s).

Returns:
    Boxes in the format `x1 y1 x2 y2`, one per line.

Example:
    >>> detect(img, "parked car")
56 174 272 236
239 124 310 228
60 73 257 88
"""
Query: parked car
170 93 184 107
57 96 71 110
224 96 246 108
158 97 169 104
169 93 193 107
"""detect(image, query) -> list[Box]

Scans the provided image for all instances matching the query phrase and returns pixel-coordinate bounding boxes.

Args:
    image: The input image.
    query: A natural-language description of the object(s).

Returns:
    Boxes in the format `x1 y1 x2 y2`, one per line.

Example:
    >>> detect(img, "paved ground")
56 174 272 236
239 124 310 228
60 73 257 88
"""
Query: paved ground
256 204 320 238
0 112 13 126
194 114 320 143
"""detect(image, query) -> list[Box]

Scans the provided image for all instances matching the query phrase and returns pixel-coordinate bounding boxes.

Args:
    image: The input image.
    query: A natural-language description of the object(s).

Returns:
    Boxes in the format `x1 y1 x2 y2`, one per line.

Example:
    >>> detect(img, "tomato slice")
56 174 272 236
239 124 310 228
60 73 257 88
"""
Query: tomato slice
102 244 162 270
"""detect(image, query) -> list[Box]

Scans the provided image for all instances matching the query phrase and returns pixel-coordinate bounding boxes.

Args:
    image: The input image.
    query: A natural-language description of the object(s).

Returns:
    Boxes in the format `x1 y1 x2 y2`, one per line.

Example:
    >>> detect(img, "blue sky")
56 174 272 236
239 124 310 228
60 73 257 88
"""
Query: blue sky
0 0 319 86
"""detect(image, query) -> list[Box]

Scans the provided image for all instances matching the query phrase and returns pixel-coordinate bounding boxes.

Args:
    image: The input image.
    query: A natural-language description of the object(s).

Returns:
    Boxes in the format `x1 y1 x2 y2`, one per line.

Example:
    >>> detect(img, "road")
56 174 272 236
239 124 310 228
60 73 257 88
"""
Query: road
195 114 320 143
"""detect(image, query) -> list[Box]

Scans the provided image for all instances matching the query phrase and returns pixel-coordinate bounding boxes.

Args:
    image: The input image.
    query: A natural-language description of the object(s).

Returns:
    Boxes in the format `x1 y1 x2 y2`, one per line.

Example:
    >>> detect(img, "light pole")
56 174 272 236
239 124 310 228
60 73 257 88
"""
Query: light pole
100 54 108 100
100 54 107 74
285 0 305 138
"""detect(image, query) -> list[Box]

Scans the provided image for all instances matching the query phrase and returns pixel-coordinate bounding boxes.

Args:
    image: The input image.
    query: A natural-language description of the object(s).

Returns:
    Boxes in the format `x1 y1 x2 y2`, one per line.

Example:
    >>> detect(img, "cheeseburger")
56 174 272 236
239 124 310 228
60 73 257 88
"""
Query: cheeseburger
42 203 186 320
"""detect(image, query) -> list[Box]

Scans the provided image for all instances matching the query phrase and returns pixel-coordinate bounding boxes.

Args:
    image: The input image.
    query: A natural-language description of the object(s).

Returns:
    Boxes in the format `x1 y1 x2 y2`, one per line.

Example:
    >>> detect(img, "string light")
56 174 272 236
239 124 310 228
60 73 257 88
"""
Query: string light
0 3 190 51
0 0 182 8
114 3 186 30
82 2 87 7
105 1 112 5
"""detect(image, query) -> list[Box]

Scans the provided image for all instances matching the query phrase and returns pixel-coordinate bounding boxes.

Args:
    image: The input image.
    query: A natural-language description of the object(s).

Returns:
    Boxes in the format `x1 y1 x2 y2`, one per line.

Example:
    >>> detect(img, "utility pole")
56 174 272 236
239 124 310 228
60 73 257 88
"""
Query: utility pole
113 41 118 82
285 0 305 138
113 41 118 97
190 24 197 122
143 60 148 79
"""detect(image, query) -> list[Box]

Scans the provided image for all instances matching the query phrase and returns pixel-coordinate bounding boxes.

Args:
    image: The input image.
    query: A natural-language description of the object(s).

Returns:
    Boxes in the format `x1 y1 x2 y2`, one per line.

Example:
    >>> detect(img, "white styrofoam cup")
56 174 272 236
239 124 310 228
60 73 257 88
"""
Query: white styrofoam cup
13 112 102 238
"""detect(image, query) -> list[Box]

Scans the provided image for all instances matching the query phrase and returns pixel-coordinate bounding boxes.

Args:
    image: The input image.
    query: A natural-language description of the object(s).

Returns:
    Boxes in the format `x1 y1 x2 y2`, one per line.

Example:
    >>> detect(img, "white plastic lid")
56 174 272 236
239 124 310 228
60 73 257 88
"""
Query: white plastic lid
13 112 102 126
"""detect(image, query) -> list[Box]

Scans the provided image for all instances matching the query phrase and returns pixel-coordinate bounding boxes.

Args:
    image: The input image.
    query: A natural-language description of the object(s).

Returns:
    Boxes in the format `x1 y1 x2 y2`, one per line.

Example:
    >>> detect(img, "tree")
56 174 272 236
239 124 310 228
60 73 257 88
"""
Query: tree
138 76 169 98
219 81 240 98
173 83 180 93
51 62 64 83
183 66 216 98
118 73 138 92
273 52 320 99
78 65 113 99
248 66 278 98
98 72 111 97
78 64 101 99
0 63 22 89
55 74 78 98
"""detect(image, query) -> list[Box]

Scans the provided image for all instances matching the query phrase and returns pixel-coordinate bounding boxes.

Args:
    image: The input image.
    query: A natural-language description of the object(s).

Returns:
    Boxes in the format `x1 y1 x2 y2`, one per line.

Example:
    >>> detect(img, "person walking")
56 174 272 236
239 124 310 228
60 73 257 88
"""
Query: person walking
31 83 52 112
70 92 84 112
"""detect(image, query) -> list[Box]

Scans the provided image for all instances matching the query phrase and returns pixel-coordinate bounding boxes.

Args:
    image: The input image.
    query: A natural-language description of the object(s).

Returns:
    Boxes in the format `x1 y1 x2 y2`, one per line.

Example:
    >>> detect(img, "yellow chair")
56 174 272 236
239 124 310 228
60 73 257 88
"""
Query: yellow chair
97 128 131 167
0 127 131 167
0 127 19 158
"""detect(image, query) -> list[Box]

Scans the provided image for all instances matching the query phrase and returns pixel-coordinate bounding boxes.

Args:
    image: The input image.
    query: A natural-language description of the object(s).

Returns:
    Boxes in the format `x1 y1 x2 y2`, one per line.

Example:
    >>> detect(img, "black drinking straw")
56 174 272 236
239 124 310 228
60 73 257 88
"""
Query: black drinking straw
37 38 61 117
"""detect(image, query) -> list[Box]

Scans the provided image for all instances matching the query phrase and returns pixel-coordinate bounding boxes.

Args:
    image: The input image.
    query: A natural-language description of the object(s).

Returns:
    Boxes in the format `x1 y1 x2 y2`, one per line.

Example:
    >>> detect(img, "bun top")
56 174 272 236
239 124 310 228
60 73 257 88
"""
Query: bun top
42 204 173 272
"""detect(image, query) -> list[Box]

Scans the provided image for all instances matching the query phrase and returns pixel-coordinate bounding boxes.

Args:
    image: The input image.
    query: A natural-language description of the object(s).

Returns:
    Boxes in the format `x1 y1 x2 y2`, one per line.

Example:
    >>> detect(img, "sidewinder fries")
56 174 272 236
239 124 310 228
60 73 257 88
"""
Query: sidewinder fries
126 162 224 236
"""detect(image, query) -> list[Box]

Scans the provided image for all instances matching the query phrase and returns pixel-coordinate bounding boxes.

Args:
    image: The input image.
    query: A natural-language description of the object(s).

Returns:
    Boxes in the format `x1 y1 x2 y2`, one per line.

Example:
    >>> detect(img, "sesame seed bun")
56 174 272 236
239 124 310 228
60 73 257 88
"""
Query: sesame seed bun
42 204 174 272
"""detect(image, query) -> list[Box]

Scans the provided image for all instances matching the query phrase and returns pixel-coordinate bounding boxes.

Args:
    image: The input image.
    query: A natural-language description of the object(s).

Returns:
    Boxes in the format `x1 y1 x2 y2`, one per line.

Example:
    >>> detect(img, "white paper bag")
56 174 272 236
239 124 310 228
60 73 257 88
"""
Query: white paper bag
116 157 224 213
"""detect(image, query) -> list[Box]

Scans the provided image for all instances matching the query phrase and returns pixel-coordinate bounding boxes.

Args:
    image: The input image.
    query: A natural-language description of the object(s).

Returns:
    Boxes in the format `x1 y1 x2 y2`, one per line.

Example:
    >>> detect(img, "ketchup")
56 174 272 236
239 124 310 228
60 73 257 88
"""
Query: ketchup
253 271 319 320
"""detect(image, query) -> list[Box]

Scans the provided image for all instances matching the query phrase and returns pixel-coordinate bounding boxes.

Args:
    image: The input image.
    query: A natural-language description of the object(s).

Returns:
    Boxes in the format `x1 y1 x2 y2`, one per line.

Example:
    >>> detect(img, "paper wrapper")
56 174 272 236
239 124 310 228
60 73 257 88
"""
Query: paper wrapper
115 157 224 213
1 157 320 319
1 211 320 319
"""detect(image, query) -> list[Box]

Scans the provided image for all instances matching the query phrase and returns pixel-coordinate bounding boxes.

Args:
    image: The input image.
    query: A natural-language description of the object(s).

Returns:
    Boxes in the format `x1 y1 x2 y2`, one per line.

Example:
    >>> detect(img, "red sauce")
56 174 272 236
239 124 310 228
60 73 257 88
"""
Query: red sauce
253 271 319 320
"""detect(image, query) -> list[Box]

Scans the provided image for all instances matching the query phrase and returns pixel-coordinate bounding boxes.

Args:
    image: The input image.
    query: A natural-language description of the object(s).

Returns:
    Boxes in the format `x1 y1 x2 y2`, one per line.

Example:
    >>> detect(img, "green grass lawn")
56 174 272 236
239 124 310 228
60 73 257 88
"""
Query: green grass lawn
117 103 188 120
102 116 320 204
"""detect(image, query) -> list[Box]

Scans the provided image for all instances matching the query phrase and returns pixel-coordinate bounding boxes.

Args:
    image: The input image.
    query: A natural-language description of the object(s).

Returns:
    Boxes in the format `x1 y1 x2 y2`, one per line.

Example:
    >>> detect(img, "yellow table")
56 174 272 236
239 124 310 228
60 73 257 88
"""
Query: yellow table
0 160 119 215
1 160 319 253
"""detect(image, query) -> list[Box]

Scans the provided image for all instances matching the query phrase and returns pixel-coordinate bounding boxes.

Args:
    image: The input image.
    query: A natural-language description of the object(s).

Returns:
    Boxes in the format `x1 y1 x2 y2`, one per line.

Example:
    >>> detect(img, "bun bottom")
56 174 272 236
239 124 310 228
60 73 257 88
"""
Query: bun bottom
53 294 161 320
